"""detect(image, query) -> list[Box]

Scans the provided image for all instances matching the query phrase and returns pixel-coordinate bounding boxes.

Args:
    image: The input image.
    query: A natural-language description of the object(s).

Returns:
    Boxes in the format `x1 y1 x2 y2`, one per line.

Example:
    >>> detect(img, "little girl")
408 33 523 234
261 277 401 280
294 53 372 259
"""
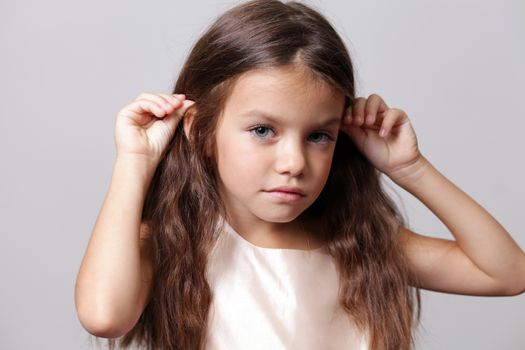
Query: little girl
75 1 525 349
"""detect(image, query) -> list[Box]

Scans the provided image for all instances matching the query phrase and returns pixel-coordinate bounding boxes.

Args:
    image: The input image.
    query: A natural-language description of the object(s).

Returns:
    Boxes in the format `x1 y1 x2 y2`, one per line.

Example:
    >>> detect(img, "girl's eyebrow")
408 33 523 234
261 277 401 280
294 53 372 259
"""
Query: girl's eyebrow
240 109 341 127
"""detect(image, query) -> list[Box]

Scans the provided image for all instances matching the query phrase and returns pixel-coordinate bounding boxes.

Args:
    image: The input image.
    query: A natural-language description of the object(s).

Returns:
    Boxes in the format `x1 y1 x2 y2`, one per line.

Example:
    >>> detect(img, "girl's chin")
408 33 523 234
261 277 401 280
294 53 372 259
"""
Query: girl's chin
254 210 306 224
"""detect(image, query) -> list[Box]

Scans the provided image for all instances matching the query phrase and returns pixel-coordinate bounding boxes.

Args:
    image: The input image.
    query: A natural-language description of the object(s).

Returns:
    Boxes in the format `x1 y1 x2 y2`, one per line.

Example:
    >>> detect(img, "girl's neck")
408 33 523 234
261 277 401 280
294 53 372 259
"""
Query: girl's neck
225 215 325 250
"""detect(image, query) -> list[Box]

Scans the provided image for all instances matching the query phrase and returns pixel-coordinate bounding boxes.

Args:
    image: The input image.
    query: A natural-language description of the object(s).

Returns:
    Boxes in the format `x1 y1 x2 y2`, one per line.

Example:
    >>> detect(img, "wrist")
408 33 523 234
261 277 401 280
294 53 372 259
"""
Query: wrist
115 153 159 172
386 155 431 188
113 154 159 189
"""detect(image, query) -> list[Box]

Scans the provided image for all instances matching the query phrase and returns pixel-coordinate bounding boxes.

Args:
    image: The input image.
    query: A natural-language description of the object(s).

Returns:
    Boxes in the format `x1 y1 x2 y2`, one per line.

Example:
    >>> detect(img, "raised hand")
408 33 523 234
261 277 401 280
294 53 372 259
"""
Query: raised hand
339 94 424 181
114 92 195 166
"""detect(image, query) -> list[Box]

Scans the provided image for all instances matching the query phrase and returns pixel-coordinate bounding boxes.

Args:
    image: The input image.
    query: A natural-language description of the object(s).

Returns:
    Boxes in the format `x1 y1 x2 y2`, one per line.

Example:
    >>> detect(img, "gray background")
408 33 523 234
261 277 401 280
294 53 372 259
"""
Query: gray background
1 0 524 349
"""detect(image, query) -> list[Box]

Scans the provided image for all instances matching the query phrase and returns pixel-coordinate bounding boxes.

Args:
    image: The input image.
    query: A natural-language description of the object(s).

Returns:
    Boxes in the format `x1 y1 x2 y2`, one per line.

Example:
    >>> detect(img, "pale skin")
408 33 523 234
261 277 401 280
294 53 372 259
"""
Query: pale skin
341 94 525 296
75 93 196 337
209 67 525 297
75 67 525 339
210 67 344 250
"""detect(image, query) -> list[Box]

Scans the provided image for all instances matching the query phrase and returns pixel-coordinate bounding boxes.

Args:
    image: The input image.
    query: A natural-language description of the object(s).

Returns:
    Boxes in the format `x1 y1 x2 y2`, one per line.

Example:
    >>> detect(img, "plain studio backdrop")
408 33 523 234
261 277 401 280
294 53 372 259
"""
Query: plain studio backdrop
1 0 524 349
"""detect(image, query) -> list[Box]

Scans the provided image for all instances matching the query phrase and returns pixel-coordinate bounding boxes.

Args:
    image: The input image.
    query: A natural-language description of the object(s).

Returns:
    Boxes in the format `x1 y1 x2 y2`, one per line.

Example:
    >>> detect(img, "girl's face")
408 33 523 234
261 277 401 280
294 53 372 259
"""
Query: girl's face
215 66 345 228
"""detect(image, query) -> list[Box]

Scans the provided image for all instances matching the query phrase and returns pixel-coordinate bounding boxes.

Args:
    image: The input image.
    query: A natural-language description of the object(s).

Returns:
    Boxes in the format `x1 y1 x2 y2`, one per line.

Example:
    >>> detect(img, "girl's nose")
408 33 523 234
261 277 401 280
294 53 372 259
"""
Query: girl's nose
274 140 306 177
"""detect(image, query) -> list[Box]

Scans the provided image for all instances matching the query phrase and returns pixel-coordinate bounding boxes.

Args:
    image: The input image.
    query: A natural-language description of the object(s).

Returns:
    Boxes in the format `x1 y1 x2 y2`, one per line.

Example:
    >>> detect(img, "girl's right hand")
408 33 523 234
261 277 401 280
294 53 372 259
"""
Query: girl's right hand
114 92 195 165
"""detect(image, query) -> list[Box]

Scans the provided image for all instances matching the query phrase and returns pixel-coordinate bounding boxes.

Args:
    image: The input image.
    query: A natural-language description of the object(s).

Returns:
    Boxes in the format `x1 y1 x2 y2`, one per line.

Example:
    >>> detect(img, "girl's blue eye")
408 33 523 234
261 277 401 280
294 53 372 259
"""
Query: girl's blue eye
309 132 331 144
248 124 333 144
250 125 274 139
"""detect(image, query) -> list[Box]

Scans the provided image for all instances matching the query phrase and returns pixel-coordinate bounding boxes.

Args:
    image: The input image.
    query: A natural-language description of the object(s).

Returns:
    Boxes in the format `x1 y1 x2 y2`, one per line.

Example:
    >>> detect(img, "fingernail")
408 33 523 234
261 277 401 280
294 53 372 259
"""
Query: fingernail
379 127 387 137
366 115 373 124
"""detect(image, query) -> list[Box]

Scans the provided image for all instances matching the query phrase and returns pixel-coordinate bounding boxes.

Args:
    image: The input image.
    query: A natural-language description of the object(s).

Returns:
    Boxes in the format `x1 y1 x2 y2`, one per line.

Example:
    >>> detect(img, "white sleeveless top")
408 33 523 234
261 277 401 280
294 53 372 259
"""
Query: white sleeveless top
205 218 369 349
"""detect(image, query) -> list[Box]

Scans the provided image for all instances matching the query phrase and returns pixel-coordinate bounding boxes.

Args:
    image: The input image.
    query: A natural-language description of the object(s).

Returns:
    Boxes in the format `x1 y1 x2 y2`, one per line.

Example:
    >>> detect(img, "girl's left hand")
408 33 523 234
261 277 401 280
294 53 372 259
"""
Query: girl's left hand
339 94 424 180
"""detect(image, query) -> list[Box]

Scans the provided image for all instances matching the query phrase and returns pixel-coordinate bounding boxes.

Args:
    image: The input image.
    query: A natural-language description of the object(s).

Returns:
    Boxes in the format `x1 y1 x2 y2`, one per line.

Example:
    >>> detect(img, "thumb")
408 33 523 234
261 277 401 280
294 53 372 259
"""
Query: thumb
163 99 196 131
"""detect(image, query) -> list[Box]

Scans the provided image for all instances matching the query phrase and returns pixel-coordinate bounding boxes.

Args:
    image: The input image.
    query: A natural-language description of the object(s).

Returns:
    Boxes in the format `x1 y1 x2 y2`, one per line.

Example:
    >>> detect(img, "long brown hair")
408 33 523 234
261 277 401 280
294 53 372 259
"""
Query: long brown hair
97 1 421 349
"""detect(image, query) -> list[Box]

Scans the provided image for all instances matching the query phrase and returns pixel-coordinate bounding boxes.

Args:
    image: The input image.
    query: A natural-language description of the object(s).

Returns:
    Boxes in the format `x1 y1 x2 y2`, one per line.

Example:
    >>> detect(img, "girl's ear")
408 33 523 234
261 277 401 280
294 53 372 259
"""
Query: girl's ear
182 105 214 158
182 105 197 142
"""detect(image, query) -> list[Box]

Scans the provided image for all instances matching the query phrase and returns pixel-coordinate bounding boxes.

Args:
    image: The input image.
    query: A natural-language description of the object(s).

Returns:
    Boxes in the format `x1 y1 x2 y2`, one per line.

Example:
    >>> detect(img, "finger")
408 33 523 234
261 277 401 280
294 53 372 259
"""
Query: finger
378 108 406 138
181 99 196 116
153 93 183 114
153 94 182 114
350 97 367 126
130 99 167 119
157 93 185 116
158 93 185 105
117 100 166 127
364 94 389 126
342 98 356 125
342 104 352 125
136 92 180 114
341 112 352 126
162 99 196 131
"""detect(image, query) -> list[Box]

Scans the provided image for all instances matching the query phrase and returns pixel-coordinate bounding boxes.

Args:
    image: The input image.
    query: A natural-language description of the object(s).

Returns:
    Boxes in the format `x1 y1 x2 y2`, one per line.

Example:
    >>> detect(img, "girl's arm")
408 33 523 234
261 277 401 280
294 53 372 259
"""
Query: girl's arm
75 93 191 337
75 156 155 338
341 94 525 296
392 155 525 296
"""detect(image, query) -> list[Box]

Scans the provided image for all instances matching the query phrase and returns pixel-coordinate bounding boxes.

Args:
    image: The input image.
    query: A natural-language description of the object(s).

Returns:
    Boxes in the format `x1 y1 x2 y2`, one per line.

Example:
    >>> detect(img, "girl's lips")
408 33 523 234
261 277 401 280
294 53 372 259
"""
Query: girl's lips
266 186 306 196
265 190 305 202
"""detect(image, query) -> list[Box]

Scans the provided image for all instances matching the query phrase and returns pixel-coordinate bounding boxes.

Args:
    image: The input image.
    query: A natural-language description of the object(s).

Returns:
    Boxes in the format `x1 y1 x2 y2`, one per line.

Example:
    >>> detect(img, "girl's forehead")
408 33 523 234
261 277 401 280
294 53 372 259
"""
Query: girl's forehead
224 67 344 112
219 68 345 126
